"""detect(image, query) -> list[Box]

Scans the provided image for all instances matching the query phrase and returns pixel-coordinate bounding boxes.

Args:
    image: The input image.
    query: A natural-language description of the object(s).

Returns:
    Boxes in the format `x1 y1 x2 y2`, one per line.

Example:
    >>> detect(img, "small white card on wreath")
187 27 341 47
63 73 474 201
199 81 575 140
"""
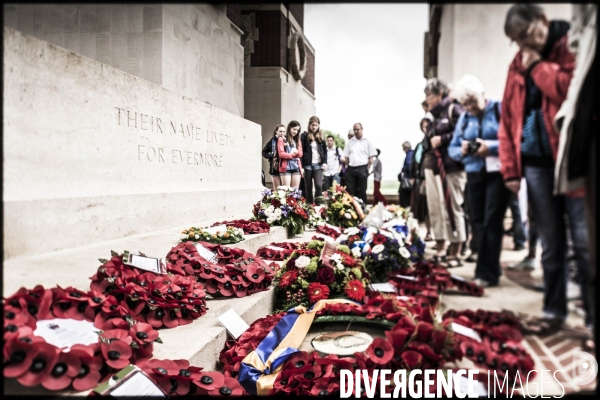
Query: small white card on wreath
450 274 468 282
92 365 167 397
369 282 397 293
451 322 482 343
217 308 249 339
267 245 286 251
394 274 417 281
123 251 167 274
34 318 99 351
194 243 218 263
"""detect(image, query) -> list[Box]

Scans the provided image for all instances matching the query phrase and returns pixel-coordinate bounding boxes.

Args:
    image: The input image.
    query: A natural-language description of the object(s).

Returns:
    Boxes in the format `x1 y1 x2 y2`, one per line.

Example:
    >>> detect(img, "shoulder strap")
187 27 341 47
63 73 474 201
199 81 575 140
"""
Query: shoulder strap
448 103 456 128
494 102 500 122
461 113 469 132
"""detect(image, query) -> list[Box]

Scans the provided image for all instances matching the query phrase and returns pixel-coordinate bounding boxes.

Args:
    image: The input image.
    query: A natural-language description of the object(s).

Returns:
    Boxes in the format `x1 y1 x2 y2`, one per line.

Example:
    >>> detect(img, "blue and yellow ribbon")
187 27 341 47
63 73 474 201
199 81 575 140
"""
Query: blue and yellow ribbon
238 299 359 395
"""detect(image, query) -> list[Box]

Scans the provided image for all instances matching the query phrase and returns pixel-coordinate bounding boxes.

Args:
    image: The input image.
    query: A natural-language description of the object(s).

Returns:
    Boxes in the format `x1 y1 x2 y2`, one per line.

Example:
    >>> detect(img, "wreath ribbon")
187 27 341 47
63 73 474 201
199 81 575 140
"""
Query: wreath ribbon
238 299 359 395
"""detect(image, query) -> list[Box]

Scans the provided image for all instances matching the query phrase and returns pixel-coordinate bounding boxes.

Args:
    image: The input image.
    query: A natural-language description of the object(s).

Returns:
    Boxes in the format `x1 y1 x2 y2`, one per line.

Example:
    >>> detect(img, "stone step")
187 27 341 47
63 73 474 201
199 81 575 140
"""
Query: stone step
3 216 289 395
2 214 287 295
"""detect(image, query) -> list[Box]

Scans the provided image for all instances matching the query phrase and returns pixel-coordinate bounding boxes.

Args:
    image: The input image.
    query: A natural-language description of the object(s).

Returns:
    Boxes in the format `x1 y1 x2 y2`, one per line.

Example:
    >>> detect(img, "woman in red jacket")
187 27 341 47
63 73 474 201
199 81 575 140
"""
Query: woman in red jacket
499 4 591 339
278 120 303 190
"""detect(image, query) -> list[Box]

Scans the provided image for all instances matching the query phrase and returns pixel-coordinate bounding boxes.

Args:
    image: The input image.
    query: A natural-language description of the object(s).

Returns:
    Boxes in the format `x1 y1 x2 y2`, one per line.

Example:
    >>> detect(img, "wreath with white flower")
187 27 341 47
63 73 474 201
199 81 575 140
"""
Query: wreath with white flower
179 226 245 245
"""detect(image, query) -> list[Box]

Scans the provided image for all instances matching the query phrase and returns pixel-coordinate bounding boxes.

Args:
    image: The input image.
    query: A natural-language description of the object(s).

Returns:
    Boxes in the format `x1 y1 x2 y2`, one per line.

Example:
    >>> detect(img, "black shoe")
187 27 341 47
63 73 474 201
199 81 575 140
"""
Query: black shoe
465 253 477 263
504 229 515 237
514 244 525 251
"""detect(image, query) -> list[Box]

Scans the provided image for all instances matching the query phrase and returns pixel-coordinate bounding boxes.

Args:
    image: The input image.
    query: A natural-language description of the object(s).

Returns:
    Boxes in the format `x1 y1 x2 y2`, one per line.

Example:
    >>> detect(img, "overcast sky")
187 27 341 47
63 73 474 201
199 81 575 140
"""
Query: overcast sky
304 4 429 181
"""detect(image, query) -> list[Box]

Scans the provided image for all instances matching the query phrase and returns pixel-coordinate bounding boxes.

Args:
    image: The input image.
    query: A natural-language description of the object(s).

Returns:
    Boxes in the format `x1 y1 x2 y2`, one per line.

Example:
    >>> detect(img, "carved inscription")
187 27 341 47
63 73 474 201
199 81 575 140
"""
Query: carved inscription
115 107 235 168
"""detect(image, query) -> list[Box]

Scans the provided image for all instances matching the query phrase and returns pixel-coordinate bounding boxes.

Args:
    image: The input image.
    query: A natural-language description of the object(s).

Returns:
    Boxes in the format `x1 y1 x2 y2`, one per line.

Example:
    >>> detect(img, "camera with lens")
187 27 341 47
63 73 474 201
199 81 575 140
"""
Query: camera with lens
466 140 481 155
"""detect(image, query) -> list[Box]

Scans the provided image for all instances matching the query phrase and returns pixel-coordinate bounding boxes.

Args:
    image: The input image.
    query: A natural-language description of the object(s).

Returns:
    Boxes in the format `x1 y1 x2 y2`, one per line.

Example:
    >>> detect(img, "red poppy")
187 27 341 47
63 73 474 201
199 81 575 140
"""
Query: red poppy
40 350 81 390
99 328 132 346
385 328 409 350
207 376 245 396
195 370 225 391
310 378 338 396
245 265 265 283
4 338 39 378
400 350 423 369
372 234 387 245
415 321 433 343
17 342 59 387
101 339 132 370
307 282 330 303
217 281 236 297
69 345 103 391
344 280 365 301
130 323 159 346
279 270 299 289
366 338 394 365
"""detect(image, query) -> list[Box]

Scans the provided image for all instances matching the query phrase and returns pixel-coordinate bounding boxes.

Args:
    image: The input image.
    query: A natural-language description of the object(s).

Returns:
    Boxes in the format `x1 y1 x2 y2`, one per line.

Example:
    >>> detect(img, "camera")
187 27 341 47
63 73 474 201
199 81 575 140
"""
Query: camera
466 140 481 155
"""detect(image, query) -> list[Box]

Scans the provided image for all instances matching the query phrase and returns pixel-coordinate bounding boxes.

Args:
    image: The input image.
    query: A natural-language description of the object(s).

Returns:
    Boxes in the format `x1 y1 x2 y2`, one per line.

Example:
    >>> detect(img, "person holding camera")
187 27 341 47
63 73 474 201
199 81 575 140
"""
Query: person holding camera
449 75 508 288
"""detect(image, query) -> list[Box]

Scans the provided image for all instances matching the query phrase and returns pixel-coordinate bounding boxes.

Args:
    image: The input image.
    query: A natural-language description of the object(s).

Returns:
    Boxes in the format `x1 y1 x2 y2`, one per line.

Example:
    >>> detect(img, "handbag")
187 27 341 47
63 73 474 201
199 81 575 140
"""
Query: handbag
400 175 413 191
271 138 279 172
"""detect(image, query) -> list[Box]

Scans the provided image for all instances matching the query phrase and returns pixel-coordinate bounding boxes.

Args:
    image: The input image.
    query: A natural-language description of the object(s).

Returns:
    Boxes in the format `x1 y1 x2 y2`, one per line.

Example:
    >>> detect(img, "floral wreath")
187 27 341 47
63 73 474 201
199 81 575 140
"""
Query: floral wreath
442 309 534 384
166 242 279 298
389 260 484 297
180 226 245 245
272 240 368 313
219 295 460 396
315 224 341 239
90 252 208 329
288 30 306 81
3 285 161 392
211 219 270 235
252 187 309 236
256 242 303 261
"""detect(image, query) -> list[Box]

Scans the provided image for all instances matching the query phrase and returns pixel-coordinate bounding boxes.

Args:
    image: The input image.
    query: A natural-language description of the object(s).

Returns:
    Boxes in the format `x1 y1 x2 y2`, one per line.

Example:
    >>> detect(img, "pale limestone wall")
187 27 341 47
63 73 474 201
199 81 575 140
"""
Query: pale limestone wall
3 27 262 259
437 4 573 100
281 69 317 135
162 4 244 117
3 3 244 117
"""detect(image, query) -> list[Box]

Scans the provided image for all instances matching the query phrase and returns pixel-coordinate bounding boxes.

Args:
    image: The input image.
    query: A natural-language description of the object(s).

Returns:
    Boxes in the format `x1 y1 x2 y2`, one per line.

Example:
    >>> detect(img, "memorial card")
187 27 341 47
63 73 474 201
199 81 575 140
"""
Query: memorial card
217 308 249 339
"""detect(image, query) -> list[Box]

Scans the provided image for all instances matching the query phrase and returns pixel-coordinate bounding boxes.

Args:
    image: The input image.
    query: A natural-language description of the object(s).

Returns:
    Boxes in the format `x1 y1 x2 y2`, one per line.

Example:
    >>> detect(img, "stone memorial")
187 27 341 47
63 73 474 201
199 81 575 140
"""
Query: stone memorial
3 26 262 260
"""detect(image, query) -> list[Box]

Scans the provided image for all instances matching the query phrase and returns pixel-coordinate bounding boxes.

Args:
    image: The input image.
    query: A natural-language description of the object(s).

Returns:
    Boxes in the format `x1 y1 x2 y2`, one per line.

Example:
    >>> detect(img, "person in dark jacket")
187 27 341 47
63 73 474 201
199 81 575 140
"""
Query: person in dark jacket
261 124 286 189
423 78 466 267
300 116 327 203
398 141 413 208
410 114 434 242
499 4 590 336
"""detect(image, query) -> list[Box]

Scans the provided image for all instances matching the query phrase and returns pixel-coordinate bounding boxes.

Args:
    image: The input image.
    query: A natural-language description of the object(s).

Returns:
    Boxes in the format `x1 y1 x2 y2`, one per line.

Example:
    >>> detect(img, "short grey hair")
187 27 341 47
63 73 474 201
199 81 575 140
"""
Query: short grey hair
504 4 545 38
402 141 411 149
453 74 485 104
424 78 450 98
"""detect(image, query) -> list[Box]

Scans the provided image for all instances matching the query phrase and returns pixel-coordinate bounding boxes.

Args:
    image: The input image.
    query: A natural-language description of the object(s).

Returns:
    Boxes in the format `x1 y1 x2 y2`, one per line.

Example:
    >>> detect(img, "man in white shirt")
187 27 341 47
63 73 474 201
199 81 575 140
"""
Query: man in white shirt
324 135 342 191
343 123 377 203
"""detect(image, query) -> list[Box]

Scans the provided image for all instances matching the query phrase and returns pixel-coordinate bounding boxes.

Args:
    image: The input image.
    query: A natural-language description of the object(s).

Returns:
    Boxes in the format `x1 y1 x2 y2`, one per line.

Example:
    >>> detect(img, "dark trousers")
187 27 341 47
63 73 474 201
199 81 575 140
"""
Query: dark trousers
304 166 323 203
526 203 538 259
524 165 591 324
467 171 511 285
586 138 595 328
507 192 527 246
399 189 411 208
463 189 477 252
345 165 368 203
323 173 340 192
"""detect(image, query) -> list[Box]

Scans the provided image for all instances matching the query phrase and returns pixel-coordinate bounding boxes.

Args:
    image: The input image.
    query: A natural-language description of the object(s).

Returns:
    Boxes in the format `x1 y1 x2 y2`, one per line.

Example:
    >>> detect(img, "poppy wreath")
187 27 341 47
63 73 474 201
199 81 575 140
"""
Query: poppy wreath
179 226 245 245
219 294 462 396
137 358 246 396
3 285 161 392
272 240 369 313
256 241 304 261
90 252 208 328
165 242 279 298
441 309 535 383
315 224 341 239
389 260 484 297
211 219 270 235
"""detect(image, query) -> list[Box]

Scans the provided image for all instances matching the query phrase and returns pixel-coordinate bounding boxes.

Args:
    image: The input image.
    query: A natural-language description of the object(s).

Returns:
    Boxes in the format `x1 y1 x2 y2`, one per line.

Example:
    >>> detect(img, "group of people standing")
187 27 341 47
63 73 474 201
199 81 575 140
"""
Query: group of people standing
404 4 595 348
262 119 380 205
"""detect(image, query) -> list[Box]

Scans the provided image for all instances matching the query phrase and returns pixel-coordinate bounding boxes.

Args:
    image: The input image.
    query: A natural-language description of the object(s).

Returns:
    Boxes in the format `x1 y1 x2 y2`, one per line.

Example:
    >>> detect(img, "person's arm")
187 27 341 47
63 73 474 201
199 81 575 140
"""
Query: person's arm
342 144 350 165
277 138 293 160
441 105 465 146
261 139 273 160
448 114 465 161
497 79 520 188
296 140 303 159
529 40 575 104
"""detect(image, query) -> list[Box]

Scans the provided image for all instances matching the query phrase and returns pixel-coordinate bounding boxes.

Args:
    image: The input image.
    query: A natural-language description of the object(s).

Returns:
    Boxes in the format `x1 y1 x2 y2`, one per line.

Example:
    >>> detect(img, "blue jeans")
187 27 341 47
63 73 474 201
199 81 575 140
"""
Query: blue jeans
524 165 591 324
323 173 340 191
